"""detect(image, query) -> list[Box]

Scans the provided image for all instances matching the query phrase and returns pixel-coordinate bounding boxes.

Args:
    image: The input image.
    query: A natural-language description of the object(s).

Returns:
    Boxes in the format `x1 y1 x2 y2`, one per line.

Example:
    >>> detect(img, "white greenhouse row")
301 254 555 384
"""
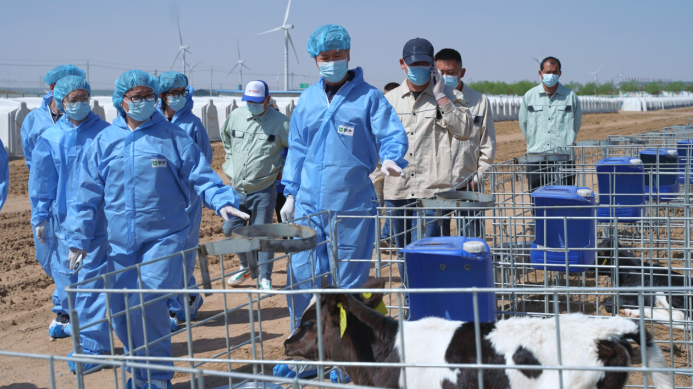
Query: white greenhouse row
1 94 692 157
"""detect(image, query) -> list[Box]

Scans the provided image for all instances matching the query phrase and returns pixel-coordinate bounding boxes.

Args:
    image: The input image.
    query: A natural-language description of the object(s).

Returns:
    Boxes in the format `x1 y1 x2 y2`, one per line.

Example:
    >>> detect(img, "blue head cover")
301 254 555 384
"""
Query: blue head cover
44 64 86 85
306 24 351 58
53 76 91 113
158 71 188 94
113 70 159 115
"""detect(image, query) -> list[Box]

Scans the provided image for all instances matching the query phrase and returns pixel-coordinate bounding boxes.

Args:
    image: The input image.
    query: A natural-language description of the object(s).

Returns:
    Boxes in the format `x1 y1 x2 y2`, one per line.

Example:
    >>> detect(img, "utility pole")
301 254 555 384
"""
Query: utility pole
210 67 213 97
86 60 90 84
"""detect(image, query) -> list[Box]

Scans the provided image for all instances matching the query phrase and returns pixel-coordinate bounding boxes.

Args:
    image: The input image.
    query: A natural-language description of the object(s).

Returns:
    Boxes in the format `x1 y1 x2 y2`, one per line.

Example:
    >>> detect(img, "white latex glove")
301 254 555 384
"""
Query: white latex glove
69 248 87 274
220 205 250 222
280 195 296 223
36 220 48 244
380 160 405 179
432 67 447 101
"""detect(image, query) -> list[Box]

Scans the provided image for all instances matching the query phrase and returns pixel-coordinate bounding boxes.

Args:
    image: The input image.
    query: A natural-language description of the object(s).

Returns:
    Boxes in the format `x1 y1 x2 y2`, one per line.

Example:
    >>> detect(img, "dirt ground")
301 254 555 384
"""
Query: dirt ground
1 107 692 388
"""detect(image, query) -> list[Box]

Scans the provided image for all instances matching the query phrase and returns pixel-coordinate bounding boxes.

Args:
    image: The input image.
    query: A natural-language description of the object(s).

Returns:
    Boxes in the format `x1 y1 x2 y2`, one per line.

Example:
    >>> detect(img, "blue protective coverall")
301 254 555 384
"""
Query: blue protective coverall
65 111 239 381
0 138 8 212
21 93 61 308
157 85 213 316
281 67 408 328
29 111 111 354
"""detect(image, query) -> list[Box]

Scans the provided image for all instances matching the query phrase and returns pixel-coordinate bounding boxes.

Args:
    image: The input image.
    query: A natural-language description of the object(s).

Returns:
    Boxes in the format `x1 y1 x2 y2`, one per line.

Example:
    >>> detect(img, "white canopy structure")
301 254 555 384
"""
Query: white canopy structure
3 93 690 157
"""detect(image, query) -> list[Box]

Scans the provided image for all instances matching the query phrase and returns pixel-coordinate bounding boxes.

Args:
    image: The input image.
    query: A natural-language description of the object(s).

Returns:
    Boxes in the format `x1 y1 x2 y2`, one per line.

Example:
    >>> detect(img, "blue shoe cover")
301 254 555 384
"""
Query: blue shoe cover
127 378 172 389
169 314 179 332
49 317 70 338
67 351 105 375
330 369 351 383
273 363 317 378
176 296 204 321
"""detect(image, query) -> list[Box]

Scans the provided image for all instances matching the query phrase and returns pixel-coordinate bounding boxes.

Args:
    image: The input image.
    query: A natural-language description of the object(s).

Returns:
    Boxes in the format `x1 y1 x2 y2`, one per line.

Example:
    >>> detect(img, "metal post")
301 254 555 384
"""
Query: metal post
314 292 325 384
284 29 289 91
473 291 484 389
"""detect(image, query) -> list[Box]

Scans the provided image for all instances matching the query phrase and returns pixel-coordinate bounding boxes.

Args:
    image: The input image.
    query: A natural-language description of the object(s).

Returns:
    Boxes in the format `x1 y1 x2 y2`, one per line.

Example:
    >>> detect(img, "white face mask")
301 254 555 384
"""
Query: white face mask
542 73 559 87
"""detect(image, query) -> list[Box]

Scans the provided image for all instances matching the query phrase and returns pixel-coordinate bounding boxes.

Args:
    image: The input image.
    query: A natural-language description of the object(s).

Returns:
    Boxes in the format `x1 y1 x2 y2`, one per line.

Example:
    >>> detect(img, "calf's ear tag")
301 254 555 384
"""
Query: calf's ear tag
362 292 372 299
337 302 347 338
374 301 389 315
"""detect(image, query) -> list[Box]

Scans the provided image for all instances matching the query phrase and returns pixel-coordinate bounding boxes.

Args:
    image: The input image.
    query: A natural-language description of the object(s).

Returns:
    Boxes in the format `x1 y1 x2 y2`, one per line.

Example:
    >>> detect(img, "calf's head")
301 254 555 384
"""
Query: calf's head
283 278 387 360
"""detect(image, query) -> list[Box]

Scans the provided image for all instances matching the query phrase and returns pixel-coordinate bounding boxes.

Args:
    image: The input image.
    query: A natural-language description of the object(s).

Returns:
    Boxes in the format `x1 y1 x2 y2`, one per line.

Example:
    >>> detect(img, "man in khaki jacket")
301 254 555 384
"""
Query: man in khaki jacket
435 48 496 237
374 38 472 283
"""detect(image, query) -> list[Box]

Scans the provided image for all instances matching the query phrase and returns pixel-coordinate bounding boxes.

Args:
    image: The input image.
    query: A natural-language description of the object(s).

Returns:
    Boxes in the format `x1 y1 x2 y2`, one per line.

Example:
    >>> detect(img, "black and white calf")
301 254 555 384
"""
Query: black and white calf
284 278 673 389
597 238 686 330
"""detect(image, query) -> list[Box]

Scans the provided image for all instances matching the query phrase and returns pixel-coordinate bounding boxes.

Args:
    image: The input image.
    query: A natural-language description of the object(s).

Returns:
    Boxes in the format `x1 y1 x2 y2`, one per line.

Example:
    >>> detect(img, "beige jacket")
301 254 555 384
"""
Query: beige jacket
450 83 496 188
371 79 473 201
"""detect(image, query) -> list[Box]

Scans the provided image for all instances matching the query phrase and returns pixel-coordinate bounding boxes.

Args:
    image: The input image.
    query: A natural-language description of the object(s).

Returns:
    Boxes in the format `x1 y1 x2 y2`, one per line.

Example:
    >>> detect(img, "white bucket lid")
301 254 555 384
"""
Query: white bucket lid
577 189 593 198
667 150 678 156
463 241 486 253
629 158 642 164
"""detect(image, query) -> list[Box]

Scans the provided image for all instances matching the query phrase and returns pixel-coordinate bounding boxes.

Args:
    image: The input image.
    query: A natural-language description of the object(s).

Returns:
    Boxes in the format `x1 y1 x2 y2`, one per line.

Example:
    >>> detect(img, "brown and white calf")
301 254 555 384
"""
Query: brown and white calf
284 278 673 389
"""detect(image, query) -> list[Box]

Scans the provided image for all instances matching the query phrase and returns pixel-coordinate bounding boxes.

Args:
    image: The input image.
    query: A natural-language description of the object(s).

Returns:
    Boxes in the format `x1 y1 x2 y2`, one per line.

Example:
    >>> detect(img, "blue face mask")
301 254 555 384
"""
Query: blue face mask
125 99 157 121
167 95 186 112
443 75 460 88
542 73 559 87
406 65 431 86
318 59 349 83
246 102 266 116
64 101 91 121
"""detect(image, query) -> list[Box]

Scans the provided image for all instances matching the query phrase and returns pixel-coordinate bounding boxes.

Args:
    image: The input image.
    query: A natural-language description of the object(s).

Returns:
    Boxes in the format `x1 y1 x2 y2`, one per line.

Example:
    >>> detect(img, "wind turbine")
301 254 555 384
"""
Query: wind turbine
531 45 544 66
226 38 251 90
588 64 604 83
187 60 204 86
170 16 192 76
254 0 300 91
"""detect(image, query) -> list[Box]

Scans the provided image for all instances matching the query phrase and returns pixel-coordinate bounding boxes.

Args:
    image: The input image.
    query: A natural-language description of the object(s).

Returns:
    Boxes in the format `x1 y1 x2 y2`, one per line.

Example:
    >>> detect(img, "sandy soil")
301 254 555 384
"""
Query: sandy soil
1 107 692 388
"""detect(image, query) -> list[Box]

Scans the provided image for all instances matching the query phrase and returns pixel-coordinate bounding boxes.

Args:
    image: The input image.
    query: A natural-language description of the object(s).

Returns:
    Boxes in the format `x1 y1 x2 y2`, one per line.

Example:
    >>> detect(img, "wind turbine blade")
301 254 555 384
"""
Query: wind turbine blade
531 57 540 63
596 64 604 73
185 49 193 55
170 50 182 71
177 16 183 46
237 37 241 60
191 60 204 70
287 32 300 65
226 64 240 77
253 26 283 36
242 63 251 71
283 0 292 26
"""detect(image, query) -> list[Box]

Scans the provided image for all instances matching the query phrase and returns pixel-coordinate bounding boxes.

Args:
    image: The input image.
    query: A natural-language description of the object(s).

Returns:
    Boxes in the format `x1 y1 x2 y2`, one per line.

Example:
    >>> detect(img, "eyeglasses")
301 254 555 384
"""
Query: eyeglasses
124 94 158 103
64 98 91 108
164 90 189 98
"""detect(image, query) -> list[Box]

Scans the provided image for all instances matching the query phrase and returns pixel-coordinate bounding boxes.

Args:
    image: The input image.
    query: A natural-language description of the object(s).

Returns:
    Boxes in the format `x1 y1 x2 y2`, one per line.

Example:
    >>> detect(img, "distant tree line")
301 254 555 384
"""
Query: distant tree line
467 80 693 96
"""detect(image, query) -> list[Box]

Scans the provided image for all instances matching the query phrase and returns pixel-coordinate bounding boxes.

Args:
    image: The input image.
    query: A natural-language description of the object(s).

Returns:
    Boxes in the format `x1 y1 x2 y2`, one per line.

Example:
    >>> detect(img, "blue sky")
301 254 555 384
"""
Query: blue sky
0 0 691 91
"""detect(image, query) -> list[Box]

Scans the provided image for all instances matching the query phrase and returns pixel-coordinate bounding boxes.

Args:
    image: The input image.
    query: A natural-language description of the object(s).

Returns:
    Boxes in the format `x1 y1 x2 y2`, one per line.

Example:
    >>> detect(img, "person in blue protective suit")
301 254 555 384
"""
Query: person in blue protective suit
156 71 213 329
273 24 408 379
29 75 111 373
64 70 248 389
0 138 7 212
20 64 86 338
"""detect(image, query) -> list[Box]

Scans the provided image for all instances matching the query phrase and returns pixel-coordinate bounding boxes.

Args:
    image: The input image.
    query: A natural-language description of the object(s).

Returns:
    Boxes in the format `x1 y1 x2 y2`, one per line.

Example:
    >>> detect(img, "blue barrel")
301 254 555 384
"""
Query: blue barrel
596 157 645 223
677 141 693 184
401 237 495 322
530 186 596 272
639 149 680 202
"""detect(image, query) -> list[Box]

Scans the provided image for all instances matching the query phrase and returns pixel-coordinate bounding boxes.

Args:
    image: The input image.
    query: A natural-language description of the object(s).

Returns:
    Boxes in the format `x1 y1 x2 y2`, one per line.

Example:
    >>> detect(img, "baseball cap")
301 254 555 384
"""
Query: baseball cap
242 80 269 103
402 38 434 66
